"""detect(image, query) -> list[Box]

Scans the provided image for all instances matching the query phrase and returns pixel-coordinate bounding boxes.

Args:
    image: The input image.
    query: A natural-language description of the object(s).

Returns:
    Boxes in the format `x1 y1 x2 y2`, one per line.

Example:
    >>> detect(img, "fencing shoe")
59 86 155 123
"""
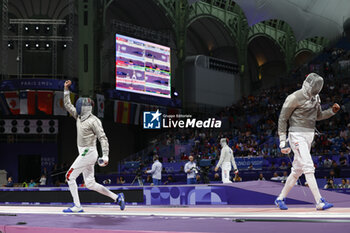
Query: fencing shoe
116 193 125 211
63 205 84 213
316 198 333 210
275 198 288 210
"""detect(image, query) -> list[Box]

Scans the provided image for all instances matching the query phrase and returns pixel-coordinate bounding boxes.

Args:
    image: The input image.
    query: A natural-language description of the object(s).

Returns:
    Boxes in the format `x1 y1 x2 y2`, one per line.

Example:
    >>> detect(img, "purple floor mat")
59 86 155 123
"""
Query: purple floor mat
1 213 350 233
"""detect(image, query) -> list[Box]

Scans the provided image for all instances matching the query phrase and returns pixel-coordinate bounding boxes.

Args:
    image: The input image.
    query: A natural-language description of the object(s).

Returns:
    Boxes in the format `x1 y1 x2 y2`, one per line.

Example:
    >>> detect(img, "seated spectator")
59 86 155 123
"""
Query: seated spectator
257 173 265 181
39 174 46 186
214 173 221 181
324 157 332 168
248 163 254 170
103 179 111 185
169 156 176 163
339 178 350 189
22 181 28 187
163 175 174 185
119 176 126 184
317 156 324 168
4 177 14 187
269 162 277 170
339 152 348 167
281 171 288 183
79 181 85 187
324 179 337 189
279 161 288 170
270 172 281 181
233 174 242 182
28 179 36 187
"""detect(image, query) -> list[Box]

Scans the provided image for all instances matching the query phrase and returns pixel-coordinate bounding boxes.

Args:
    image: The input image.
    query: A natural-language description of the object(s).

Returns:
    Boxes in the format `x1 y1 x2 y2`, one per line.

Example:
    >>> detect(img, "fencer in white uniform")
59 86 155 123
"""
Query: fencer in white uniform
63 80 125 213
215 138 238 183
276 73 340 210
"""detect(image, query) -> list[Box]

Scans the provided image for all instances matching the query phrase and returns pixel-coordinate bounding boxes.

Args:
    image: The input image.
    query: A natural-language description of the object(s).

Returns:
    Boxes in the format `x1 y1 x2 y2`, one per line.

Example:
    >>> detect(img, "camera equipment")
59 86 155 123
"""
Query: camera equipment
124 161 144 186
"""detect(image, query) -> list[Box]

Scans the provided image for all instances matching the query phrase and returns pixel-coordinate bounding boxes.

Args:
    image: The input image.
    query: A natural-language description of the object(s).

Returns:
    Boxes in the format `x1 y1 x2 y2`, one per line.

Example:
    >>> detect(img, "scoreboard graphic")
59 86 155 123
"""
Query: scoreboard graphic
115 34 171 98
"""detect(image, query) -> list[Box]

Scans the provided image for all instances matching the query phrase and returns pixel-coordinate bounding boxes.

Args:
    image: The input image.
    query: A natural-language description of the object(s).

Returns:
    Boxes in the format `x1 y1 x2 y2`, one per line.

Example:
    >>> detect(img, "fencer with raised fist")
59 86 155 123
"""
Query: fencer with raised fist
62 80 125 213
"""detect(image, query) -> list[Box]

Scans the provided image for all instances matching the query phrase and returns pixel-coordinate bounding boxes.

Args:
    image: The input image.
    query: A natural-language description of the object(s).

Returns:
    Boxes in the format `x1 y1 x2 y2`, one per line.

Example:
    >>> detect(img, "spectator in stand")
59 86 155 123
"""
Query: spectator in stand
184 155 197 184
270 162 277 170
279 161 288 170
169 156 176 163
324 157 333 168
214 173 221 181
271 172 281 181
258 173 265 181
339 178 350 189
248 163 254 170
317 157 324 168
28 179 36 187
339 152 348 167
281 171 288 183
119 177 126 184
163 175 174 185
39 174 47 186
181 153 188 161
4 176 14 187
324 179 337 189
22 181 28 187
233 174 242 182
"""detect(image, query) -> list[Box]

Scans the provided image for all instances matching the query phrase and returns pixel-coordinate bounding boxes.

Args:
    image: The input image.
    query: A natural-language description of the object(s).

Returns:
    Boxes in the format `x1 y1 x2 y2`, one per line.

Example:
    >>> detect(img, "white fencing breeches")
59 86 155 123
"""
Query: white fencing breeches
279 131 322 203
221 162 232 183
289 132 315 176
65 147 117 207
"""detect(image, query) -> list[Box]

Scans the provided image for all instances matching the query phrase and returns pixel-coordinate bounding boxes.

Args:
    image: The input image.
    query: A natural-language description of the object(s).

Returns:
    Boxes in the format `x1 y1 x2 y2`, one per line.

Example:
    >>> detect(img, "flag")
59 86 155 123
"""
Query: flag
114 100 123 123
20 90 36 115
4 91 20 115
53 91 67 116
129 103 137 125
37 91 53 115
133 103 141 125
0 92 11 115
96 94 105 118
121 102 131 124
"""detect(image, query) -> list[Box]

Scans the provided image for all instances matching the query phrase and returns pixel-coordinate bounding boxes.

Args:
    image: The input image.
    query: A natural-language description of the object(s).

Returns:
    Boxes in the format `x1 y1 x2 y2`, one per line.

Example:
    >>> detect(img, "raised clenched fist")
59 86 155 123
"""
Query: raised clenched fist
64 80 72 90
332 103 340 113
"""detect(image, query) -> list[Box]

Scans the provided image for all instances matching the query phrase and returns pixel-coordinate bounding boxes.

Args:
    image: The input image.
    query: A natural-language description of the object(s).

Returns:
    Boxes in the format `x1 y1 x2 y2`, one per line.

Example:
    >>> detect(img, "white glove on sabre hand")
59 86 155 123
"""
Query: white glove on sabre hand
98 156 109 167
279 140 291 154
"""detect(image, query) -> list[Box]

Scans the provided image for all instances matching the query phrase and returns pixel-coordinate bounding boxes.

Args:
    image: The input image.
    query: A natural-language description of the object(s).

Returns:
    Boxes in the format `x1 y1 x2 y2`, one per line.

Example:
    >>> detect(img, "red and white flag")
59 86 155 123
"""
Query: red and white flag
20 90 36 115
37 91 53 115
96 94 105 118
4 91 20 115
53 91 67 116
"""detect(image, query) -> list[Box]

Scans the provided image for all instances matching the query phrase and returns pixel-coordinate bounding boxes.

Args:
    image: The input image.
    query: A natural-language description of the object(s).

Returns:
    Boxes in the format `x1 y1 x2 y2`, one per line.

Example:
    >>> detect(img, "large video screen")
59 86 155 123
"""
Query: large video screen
115 34 171 98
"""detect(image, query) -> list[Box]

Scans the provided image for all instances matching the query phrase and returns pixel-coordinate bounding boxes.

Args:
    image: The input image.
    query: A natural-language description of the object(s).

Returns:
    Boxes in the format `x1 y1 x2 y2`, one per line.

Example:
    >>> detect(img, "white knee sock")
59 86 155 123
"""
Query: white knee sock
278 174 298 200
68 180 81 207
305 173 321 203
88 182 118 201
